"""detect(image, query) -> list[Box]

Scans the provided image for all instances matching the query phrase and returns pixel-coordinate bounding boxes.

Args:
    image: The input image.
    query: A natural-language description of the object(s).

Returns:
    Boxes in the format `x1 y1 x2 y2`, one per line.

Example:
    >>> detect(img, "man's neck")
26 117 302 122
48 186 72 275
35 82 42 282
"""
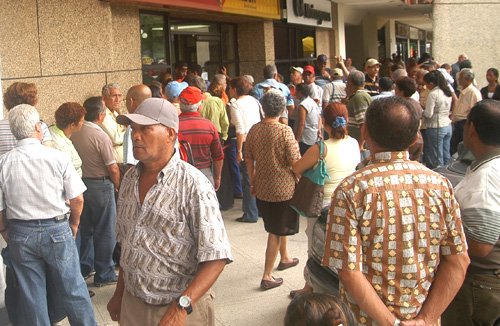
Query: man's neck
471 145 500 162
142 153 173 176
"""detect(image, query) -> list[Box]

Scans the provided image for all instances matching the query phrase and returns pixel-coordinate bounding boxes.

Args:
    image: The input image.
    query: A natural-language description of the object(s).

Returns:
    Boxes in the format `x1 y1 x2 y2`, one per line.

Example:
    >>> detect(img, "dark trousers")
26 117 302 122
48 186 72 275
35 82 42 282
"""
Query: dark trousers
451 120 466 156
442 272 500 326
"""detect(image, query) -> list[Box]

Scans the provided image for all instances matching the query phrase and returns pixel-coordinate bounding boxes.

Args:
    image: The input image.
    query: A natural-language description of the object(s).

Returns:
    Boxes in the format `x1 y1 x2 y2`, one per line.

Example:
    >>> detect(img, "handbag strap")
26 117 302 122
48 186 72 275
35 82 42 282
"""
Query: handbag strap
318 140 325 160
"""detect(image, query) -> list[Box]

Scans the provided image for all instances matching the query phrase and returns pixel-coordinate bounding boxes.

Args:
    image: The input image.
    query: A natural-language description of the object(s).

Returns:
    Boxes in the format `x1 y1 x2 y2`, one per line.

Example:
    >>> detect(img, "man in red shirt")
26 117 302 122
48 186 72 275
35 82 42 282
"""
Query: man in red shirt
178 86 224 190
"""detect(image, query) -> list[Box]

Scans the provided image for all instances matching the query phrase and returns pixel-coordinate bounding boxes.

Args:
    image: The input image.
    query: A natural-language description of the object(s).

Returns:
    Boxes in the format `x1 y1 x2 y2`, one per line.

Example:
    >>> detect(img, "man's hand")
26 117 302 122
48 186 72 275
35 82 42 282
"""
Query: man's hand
158 304 187 326
214 177 221 192
69 222 78 239
400 317 433 326
1 230 9 244
250 186 256 197
236 151 244 163
107 292 122 322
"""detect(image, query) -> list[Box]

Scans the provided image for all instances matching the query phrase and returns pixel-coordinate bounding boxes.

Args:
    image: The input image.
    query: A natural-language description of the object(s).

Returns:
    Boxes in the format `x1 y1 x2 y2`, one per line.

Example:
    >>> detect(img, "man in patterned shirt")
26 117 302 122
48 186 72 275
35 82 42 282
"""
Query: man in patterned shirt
322 96 470 326
107 97 232 326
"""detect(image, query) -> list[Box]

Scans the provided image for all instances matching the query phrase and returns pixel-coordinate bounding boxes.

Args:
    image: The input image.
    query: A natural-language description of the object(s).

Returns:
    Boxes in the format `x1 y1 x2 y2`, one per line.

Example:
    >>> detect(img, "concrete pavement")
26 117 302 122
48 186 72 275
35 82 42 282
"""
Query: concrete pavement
0 198 311 326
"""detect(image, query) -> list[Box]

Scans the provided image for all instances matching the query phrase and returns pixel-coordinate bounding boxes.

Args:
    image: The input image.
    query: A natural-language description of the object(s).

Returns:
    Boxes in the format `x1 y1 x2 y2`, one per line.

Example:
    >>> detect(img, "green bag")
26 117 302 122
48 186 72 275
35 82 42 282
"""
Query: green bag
290 141 331 217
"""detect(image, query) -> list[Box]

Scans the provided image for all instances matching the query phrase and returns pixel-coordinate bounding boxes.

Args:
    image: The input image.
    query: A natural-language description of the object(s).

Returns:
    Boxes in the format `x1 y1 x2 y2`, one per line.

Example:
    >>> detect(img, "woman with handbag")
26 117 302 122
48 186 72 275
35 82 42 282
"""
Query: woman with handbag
289 102 360 298
245 89 302 290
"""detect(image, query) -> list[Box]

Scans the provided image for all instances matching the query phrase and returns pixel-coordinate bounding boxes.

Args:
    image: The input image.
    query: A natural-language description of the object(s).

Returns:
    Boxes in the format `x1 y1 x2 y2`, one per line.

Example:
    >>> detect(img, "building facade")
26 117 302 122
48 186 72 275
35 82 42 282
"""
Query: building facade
0 0 335 122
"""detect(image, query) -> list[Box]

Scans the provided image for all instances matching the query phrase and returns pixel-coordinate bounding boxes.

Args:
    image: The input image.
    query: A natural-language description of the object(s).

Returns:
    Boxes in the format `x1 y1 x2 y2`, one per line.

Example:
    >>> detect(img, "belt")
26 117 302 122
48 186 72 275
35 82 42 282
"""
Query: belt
467 266 500 275
83 176 110 181
9 215 67 224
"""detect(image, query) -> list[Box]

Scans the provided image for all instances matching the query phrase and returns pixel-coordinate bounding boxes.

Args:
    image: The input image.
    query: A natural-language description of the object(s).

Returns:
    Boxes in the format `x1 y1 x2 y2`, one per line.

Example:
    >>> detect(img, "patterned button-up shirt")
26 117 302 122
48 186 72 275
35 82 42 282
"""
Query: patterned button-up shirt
116 155 232 305
322 151 467 325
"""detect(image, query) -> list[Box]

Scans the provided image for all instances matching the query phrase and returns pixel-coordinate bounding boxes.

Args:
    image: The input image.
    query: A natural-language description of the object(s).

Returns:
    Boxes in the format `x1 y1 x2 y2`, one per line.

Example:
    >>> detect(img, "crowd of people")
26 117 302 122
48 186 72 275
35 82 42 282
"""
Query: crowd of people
0 51 498 326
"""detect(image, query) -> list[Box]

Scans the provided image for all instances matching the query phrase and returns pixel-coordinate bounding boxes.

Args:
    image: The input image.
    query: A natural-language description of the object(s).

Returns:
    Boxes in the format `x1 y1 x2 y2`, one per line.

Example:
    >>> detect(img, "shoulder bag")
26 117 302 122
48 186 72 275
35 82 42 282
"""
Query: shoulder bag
290 140 330 217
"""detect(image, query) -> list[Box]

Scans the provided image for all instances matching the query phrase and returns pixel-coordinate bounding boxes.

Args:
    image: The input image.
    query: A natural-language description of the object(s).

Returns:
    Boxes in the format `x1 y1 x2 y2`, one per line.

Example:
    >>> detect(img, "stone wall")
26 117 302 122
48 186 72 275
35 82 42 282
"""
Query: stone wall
0 0 142 124
433 0 500 89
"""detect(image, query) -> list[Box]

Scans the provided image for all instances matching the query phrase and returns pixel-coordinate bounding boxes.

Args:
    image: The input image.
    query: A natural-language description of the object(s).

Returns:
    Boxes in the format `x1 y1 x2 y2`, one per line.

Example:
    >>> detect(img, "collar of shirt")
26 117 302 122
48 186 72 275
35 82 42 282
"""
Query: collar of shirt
50 125 69 139
179 112 201 118
16 138 41 147
470 147 500 171
134 155 180 186
83 120 101 130
370 151 410 164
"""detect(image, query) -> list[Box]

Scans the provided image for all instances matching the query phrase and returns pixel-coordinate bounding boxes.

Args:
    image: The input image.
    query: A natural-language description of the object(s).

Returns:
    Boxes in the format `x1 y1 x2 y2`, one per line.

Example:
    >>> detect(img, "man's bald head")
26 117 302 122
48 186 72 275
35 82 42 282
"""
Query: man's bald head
126 84 152 113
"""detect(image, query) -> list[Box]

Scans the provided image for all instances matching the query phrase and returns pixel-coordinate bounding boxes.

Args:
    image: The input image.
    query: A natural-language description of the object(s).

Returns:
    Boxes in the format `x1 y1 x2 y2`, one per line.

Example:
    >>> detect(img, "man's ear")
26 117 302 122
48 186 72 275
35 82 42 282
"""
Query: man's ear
361 123 369 141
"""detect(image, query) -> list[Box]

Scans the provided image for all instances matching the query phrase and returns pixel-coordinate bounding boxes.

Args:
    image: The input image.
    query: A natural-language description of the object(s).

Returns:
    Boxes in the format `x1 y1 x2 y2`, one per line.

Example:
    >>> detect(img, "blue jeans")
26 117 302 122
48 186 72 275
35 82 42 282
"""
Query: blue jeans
423 125 452 169
239 155 258 222
8 218 96 326
226 139 242 195
80 178 117 283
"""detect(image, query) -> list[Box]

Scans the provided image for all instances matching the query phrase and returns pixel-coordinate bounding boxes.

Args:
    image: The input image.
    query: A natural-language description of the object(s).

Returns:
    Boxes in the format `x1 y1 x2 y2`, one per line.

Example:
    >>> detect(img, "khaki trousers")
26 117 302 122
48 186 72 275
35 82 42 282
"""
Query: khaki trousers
120 288 215 326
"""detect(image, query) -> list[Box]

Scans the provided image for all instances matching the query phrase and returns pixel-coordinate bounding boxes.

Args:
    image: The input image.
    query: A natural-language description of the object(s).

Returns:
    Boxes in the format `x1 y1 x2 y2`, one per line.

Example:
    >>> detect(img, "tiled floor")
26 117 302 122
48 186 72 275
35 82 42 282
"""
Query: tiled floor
0 199 310 326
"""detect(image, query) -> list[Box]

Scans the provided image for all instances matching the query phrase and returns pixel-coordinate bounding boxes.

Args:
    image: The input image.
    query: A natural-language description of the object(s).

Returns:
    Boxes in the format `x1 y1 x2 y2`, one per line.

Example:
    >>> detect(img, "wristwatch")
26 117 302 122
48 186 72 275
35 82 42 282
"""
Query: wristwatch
177 295 193 314
393 318 401 326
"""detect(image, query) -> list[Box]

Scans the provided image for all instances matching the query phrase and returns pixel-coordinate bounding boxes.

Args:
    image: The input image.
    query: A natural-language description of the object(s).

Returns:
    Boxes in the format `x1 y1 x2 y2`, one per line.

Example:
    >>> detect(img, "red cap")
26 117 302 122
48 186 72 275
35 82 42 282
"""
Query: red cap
179 86 207 105
303 65 315 74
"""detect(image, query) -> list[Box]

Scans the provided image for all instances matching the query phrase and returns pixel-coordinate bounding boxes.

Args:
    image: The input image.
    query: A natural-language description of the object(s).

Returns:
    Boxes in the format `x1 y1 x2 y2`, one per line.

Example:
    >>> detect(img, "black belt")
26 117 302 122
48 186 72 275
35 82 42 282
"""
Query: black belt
9 215 67 224
83 176 110 181
467 266 500 275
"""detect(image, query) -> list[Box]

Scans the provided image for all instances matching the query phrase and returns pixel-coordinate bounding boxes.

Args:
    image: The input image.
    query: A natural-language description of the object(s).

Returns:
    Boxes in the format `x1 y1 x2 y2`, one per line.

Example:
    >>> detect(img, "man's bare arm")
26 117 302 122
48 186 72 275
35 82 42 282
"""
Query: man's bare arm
212 159 223 191
400 253 470 326
106 163 121 192
338 269 398 326
68 194 84 238
467 238 494 258
158 259 227 326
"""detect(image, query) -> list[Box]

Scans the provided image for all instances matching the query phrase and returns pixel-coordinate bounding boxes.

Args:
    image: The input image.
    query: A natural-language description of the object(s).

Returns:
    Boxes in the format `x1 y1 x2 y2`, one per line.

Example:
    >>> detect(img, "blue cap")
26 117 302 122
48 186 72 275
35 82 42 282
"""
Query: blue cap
164 81 188 100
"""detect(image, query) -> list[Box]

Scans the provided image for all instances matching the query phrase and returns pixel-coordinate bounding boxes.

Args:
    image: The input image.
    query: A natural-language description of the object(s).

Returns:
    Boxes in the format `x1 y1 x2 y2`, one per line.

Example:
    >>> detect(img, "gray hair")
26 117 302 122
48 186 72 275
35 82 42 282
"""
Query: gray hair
179 101 202 113
9 104 40 140
393 69 408 80
243 75 254 85
102 83 121 97
213 74 226 85
261 89 286 118
263 65 278 79
190 76 207 92
348 71 365 87
460 68 475 81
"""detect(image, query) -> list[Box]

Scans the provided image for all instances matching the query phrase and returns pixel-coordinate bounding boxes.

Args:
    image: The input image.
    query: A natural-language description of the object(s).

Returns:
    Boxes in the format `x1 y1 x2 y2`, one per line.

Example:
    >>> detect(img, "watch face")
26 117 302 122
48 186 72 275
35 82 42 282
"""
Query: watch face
179 296 191 307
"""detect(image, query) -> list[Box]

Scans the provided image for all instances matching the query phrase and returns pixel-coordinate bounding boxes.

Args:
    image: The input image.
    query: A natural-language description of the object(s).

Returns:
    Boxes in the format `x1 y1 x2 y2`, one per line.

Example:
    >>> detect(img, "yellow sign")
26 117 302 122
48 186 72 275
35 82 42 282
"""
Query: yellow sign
222 0 280 19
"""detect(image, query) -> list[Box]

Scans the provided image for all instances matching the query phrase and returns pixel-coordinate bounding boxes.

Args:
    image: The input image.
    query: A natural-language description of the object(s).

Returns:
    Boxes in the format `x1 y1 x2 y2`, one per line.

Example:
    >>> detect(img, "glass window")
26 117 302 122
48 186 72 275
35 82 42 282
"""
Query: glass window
140 12 238 84
274 24 315 84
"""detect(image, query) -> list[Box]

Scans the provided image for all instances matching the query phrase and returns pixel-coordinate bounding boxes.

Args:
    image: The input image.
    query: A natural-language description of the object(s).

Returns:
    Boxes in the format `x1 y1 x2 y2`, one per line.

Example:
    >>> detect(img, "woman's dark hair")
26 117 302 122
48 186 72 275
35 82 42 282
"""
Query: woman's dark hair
261 89 286 118
365 96 420 151
423 70 452 97
469 99 500 146
208 82 224 98
4 82 38 111
148 81 163 98
295 83 311 97
395 77 417 98
229 77 252 97
323 103 348 140
284 293 356 326
487 68 499 82
55 102 86 129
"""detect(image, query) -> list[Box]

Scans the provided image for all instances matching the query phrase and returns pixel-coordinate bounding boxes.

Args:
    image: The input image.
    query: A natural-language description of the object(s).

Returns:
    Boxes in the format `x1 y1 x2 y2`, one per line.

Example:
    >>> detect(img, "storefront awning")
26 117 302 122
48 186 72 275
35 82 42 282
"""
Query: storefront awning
103 0 280 20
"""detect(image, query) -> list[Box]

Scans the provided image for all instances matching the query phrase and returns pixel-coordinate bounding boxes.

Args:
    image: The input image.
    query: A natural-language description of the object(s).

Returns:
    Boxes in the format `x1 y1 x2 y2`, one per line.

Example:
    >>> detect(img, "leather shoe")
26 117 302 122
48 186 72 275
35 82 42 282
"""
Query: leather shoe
236 217 257 223
88 290 95 298
277 258 299 270
260 277 283 290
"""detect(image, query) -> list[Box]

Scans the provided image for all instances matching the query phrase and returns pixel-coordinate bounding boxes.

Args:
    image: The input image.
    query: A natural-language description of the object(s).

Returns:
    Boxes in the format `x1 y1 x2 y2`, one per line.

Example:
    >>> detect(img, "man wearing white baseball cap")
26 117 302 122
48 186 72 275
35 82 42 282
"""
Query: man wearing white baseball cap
364 58 381 97
107 97 232 326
